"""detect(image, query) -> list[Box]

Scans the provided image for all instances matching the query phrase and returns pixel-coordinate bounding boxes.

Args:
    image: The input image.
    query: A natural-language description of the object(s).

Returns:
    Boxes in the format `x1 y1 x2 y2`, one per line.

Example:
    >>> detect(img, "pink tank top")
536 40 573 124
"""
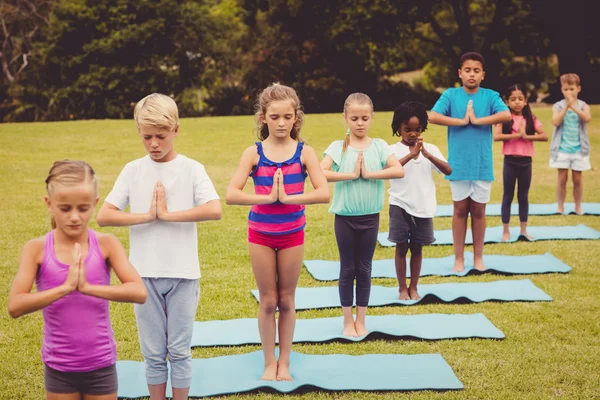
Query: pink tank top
36 229 116 372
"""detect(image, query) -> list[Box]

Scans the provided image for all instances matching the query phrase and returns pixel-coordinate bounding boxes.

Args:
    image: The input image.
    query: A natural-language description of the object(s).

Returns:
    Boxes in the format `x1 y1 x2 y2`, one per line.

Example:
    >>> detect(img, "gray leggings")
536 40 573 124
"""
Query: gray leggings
334 213 380 307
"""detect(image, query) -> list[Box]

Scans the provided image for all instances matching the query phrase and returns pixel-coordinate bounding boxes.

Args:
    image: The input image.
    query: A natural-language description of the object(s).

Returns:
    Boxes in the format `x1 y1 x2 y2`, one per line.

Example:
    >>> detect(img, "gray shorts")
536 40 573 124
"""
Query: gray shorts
388 205 435 245
44 364 117 395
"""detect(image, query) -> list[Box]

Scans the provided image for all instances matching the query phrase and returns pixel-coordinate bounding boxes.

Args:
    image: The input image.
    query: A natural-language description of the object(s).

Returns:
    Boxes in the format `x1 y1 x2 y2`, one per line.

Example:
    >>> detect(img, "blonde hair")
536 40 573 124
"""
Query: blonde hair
560 73 580 86
342 92 374 153
255 83 304 141
45 160 98 229
134 93 179 131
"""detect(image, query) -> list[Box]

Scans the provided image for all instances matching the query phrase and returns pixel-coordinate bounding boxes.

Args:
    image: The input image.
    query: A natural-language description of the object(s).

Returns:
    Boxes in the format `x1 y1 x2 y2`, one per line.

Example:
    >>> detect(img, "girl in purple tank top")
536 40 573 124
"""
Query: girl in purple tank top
226 84 330 381
8 160 146 399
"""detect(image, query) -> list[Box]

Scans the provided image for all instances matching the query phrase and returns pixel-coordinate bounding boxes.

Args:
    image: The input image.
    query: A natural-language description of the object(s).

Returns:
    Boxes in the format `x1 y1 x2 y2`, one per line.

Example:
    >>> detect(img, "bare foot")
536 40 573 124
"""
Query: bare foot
473 257 486 271
575 207 584 216
399 287 410 300
261 363 278 381
520 231 534 241
408 287 421 300
343 322 359 337
276 362 293 381
557 205 564 214
355 322 369 337
501 231 510 242
452 259 464 272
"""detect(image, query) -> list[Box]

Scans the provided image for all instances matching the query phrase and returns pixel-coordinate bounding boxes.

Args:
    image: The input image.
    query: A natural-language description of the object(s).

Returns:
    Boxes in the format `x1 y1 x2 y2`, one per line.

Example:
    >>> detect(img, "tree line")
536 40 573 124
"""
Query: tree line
1 0 597 122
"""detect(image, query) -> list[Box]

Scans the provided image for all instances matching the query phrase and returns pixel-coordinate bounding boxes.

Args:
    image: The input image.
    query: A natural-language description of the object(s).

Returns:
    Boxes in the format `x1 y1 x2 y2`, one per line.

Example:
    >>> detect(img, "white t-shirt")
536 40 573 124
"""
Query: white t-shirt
104 154 220 279
388 142 446 218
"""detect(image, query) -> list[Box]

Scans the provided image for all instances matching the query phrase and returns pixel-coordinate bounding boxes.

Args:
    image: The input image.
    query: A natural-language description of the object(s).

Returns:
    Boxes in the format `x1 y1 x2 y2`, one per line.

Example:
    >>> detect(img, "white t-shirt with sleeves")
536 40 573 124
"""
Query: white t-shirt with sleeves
104 154 220 279
388 142 446 218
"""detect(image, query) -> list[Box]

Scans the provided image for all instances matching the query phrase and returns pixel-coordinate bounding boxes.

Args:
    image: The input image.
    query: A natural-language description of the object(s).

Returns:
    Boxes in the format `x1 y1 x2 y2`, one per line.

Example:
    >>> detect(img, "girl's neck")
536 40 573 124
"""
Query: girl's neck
264 135 296 146
511 109 523 116
349 134 371 148
54 227 89 246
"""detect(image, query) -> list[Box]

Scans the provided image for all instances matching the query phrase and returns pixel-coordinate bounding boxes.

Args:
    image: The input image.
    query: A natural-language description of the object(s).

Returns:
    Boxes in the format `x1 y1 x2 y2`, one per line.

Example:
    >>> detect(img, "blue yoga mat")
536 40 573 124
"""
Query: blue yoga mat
116 350 463 397
377 224 600 247
304 251 572 281
435 202 600 217
191 313 504 346
251 279 551 310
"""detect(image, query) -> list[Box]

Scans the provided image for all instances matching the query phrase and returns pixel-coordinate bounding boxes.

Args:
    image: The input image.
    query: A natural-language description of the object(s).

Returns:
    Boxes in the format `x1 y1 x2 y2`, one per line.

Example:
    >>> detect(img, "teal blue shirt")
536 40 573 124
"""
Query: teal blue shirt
431 87 508 181
324 138 393 216
558 110 581 153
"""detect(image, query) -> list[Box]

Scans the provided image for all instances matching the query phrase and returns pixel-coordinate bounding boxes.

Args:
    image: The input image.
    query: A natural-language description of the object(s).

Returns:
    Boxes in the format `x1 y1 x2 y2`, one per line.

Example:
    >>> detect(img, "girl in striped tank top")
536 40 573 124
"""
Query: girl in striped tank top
8 160 147 399
226 84 329 381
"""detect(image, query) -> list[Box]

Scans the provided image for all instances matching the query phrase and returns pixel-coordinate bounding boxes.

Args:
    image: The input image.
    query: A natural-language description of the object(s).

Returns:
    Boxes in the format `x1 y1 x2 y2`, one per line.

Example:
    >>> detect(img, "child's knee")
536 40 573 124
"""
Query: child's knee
277 293 295 313
454 206 469 219
260 294 279 314
470 205 486 219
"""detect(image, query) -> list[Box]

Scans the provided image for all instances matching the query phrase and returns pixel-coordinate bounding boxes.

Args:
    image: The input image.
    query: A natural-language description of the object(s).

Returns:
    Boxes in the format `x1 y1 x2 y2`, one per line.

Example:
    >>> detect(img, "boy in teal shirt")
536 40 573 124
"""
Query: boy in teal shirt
429 52 511 272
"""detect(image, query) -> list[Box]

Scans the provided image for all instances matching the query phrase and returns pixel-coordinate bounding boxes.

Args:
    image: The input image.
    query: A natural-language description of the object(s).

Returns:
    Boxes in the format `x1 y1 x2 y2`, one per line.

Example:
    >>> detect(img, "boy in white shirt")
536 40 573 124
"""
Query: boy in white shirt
388 102 452 300
97 93 222 400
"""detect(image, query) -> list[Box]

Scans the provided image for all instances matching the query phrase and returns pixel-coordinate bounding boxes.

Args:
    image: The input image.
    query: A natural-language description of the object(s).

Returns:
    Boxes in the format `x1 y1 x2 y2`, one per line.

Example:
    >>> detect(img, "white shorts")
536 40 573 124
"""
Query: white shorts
549 151 591 171
449 180 492 203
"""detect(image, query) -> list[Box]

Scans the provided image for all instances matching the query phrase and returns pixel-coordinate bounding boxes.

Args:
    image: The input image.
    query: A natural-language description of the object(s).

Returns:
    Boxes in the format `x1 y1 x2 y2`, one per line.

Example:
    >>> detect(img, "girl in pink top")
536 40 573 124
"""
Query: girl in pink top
493 84 548 241
8 160 146 400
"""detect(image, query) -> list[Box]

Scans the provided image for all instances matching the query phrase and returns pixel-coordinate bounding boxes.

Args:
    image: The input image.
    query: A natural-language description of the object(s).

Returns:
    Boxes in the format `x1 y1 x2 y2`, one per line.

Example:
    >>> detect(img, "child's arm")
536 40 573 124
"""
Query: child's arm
551 102 569 126
155 163 223 224
320 153 361 182
569 101 592 123
398 140 421 166
362 155 405 180
428 91 469 126
523 122 549 142
470 108 512 126
97 200 156 227
493 122 521 141
421 146 452 176
428 111 469 126
278 145 330 205
77 234 146 304
8 239 79 318
226 146 278 205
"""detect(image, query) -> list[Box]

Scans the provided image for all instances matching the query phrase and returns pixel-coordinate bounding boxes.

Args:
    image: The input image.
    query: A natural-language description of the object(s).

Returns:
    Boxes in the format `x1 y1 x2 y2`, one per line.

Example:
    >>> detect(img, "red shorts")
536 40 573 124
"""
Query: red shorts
248 228 304 250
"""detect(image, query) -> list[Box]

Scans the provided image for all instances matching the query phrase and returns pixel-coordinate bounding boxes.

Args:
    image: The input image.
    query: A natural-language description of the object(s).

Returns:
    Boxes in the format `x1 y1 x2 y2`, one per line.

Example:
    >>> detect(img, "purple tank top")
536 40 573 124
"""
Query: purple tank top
36 229 116 372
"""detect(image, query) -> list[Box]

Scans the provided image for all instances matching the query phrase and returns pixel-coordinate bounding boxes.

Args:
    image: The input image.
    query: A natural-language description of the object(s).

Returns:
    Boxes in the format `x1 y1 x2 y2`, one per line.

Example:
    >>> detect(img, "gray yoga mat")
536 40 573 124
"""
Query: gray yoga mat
251 278 552 310
190 313 504 346
116 350 463 398
304 251 572 281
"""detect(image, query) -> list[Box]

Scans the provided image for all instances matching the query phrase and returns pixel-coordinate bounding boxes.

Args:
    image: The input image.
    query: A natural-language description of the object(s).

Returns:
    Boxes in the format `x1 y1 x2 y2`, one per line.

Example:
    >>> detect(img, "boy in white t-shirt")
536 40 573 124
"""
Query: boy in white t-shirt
96 93 222 400
388 102 452 300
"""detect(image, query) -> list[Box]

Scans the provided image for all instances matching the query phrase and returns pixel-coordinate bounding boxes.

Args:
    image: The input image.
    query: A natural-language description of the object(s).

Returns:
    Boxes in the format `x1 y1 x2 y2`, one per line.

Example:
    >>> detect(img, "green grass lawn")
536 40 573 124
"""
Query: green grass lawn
1 106 599 399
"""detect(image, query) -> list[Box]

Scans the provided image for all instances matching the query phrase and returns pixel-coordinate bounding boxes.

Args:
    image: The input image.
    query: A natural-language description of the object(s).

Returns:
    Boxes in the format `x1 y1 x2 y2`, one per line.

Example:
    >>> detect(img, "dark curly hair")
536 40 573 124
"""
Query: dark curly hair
391 101 428 137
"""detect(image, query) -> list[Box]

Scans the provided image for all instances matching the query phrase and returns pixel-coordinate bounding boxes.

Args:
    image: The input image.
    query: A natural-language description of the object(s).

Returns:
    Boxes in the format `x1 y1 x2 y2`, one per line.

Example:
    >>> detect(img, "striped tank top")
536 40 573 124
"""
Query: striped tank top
559 110 581 153
248 141 308 235
36 229 116 372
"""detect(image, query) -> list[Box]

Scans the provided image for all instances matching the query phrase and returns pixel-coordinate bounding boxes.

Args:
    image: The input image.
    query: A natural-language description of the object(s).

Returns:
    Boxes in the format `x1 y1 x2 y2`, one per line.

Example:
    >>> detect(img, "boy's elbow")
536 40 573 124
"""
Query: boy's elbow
96 211 109 227
212 206 223 220
136 287 148 304
500 111 512 122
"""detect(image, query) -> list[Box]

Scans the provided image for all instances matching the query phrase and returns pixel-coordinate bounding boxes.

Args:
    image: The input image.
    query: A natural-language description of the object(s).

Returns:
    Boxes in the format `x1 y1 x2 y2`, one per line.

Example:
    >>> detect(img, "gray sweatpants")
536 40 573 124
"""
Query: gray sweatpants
134 278 199 388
